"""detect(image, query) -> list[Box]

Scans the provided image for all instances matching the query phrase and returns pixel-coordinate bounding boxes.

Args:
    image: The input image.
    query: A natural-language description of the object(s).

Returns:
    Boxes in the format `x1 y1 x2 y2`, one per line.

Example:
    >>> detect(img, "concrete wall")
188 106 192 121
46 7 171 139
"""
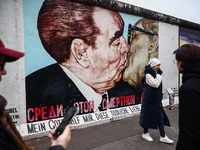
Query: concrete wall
159 22 179 98
0 0 26 125
0 0 198 140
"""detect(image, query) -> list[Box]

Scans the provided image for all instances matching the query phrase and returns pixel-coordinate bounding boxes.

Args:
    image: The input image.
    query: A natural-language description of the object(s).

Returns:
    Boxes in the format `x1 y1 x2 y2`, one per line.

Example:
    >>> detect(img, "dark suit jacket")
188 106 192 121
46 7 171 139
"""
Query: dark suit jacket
26 63 140 122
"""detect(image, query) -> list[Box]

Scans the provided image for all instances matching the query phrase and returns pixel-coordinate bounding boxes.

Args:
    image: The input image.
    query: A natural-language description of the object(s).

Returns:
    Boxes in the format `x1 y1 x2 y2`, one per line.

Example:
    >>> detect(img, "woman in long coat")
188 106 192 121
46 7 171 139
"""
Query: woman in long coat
139 58 173 143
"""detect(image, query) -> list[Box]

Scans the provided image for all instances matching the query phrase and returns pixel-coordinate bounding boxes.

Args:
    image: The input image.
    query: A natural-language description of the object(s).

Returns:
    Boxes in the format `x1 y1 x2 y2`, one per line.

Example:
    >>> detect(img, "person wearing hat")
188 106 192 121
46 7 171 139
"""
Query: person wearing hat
0 39 71 150
139 58 174 144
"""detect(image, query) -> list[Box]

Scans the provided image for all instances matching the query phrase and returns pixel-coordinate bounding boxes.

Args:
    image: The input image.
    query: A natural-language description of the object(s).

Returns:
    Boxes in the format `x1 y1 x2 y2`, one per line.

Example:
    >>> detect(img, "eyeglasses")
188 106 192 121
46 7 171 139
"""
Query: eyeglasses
128 24 155 44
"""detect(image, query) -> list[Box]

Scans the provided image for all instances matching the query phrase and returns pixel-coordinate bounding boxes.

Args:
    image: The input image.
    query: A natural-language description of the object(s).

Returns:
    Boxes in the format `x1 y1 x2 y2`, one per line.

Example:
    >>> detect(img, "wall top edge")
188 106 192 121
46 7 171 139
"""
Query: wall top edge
72 0 200 31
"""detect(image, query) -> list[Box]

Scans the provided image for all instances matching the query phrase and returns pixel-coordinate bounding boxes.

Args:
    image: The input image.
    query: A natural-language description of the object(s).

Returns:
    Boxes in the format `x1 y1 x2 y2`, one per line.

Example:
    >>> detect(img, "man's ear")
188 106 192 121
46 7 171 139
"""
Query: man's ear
148 35 158 54
71 39 90 68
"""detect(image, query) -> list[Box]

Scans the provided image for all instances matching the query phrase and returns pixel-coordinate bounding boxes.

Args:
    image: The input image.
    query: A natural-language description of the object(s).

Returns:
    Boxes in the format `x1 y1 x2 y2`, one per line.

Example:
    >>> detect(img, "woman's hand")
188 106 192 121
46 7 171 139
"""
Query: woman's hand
48 125 71 149
157 69 163 75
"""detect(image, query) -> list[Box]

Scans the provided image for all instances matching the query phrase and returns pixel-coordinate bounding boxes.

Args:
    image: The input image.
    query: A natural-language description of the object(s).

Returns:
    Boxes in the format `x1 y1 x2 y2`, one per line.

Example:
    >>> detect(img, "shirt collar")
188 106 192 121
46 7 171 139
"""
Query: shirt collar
59 64 105 111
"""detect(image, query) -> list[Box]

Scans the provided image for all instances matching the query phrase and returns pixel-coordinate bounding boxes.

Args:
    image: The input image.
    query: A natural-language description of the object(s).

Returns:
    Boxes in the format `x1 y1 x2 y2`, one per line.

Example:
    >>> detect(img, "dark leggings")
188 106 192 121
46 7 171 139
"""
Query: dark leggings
143 109 165 137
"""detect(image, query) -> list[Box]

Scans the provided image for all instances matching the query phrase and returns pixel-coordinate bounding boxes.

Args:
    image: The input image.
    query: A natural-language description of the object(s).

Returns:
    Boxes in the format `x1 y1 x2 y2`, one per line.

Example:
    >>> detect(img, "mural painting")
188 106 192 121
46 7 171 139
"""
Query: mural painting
124 19 159 90
24 0 159 135
180 27 200 46
178 27 200 85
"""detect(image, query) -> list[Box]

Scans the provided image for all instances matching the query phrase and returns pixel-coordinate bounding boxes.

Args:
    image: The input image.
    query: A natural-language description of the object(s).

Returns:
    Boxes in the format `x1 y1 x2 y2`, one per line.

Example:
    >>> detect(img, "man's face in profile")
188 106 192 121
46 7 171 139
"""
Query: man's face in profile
123 20 158 89
130 23 153 55
86 7 129 89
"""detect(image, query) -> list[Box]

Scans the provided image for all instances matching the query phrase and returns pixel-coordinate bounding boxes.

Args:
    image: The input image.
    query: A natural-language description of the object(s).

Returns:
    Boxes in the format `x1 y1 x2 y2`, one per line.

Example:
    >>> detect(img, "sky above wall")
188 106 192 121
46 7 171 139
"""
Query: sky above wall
118 0 200 24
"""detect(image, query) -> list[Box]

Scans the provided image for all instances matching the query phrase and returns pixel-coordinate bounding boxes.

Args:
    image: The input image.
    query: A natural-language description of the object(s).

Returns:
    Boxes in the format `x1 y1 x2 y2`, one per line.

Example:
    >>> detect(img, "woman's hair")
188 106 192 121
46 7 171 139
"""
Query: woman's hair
173 44 200 70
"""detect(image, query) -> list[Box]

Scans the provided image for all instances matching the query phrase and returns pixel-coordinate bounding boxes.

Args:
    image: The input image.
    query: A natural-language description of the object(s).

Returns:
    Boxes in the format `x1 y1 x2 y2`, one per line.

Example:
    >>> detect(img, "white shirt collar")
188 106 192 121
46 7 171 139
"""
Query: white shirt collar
59 64 105 112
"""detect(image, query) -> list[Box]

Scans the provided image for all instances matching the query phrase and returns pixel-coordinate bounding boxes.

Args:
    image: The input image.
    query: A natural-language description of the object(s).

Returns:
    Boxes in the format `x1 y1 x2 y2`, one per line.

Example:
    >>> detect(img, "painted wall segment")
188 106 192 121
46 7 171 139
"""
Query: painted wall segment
25 0 142 132
180 27 200 46
1 0 200 139
19 105 141 137
23 0 179 138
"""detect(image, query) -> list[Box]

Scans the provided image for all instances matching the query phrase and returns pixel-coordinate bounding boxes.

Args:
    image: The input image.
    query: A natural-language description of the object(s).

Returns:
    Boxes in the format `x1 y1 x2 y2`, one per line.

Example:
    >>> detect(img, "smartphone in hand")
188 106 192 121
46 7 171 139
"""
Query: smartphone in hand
53 107 79 139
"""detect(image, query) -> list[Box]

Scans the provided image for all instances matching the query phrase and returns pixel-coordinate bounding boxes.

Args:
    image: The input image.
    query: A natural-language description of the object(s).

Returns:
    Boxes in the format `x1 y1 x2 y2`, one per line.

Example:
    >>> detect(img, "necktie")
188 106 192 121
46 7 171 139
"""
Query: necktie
99 93 107 111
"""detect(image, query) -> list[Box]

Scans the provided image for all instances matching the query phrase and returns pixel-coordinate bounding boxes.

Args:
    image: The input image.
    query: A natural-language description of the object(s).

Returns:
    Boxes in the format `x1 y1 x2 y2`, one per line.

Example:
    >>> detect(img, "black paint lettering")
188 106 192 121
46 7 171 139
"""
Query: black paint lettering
135 106 141 112
129 106 137 113
6 108 18 113
71 116 80 125
82 115 95 122
48 119 62 130
95 112 109 120
11 115 20 119
27 123 46 134
27 124 37 134
110 108 129 117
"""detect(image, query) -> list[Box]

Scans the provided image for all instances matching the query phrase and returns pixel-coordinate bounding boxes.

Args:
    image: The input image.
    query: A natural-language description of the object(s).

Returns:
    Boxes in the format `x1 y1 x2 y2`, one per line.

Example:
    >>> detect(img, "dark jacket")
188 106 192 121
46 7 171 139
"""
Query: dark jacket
26 63 139 122
176 60 200 150
0 122 23 150
26 63 88 122
0 95 30 150
139 65 170 129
